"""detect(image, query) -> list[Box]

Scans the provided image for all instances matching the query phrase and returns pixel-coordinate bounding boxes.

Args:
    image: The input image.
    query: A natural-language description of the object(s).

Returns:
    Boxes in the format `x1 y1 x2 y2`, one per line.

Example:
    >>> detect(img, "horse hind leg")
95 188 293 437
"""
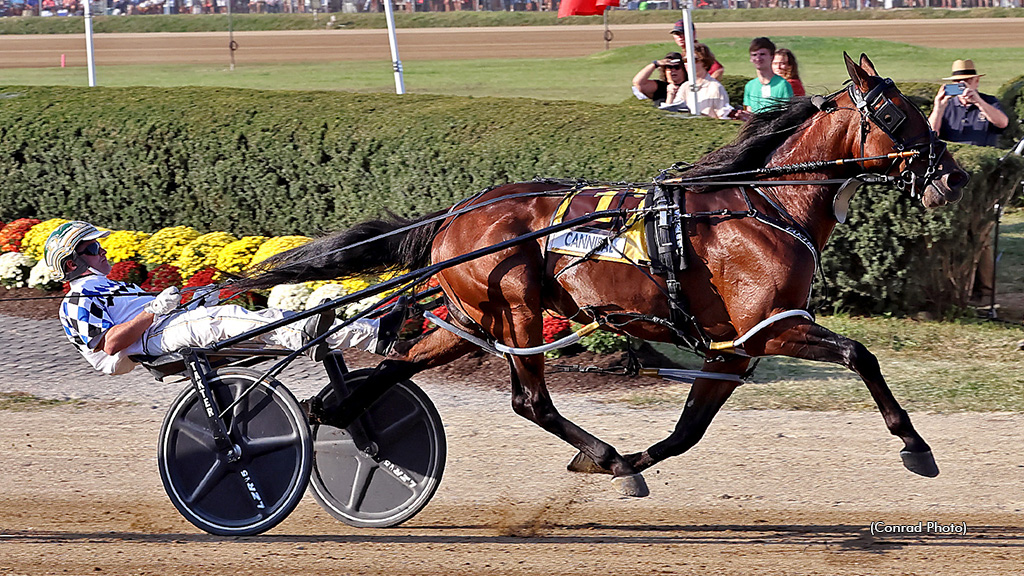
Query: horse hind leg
507 353 649 497
748 318 938 478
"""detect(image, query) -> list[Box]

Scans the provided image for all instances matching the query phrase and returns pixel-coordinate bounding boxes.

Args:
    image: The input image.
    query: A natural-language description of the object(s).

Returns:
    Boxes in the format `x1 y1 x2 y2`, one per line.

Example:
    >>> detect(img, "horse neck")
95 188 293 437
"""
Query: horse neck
760 111 861 250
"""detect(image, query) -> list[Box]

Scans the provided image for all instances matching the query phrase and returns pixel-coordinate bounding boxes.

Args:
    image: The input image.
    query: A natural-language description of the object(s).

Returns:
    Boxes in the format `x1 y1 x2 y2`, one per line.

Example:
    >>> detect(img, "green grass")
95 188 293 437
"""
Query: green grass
1 8 1022 35
628 314 1024 413
2 37 1020 104
996 208 1024 295
0 392 81 411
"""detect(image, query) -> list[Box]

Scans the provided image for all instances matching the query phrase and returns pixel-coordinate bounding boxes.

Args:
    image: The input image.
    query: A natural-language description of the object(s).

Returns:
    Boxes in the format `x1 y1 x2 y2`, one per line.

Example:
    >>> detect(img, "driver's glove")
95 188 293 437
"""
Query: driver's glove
145 286 181 317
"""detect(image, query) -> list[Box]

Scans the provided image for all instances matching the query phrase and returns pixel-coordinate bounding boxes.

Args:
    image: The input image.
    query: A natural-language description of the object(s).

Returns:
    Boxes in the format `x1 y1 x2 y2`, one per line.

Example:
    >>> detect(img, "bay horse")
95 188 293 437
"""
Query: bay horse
239 54 969 497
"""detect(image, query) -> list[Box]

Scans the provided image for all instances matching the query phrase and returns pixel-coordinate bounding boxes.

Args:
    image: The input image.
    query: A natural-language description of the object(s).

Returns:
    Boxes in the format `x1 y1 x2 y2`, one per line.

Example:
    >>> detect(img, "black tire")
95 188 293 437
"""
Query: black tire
309 369 445 528
157 367 312 536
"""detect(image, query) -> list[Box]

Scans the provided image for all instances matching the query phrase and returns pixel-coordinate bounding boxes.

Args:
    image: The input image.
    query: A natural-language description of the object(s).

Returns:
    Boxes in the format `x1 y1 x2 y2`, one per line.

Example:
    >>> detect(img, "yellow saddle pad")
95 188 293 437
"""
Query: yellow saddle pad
545 186 651 265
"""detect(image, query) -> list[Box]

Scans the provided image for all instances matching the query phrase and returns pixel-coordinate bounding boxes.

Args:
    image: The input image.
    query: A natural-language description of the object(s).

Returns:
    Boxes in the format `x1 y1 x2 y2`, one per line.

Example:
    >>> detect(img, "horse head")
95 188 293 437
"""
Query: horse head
840 52 969 208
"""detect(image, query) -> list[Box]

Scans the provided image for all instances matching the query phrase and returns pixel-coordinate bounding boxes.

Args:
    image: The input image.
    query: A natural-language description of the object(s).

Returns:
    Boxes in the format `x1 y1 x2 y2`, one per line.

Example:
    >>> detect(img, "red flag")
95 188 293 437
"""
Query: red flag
596 0 620 8
557 0 605 17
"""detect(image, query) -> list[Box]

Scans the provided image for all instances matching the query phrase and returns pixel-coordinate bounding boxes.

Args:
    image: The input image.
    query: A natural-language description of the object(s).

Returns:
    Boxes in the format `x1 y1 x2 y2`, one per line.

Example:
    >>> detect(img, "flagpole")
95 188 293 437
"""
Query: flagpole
383 0 405 95
83 0 96 87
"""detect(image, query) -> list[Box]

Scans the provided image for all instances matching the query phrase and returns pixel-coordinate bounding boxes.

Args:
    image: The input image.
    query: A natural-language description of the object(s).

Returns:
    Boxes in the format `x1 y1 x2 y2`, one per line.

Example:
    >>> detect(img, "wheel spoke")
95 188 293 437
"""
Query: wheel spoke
315 436 360 457
176 417 218 450
184 458 228 505
376 406 425 444
345 457 378 512
244 432 301 457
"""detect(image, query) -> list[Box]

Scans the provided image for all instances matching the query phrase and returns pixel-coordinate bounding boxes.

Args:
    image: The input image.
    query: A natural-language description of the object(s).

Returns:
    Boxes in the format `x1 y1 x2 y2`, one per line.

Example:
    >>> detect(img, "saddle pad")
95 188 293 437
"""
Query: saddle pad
545 186 652 265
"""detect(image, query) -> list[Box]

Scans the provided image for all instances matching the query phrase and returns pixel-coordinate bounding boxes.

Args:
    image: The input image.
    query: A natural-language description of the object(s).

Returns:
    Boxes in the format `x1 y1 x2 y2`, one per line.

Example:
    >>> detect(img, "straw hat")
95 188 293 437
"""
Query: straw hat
943 59 984 81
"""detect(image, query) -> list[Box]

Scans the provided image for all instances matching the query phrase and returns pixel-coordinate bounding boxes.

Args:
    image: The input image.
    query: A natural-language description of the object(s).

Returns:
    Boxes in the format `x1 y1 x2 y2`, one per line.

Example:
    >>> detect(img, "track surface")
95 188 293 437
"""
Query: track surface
1 19 1022 68
2 314 1024 575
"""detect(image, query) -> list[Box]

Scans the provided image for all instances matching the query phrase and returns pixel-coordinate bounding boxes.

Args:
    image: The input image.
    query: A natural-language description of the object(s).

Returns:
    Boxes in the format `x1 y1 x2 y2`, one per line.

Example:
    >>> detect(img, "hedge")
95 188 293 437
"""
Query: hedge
1 85 1022 314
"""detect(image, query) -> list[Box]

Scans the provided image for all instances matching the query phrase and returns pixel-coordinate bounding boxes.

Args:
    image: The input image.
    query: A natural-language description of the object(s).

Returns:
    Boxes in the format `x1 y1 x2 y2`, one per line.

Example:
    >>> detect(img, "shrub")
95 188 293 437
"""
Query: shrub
100 230 151 264
0 252 35 288
176 231 237 279
267 283 313 312
579 329 628 354
141 263 183 292
140 226 201 268
216 235 267 274
250 236 312 268
107 260 147 285
0 218 41 253
20 218 68 260
27 258 62 291
542 315 571 343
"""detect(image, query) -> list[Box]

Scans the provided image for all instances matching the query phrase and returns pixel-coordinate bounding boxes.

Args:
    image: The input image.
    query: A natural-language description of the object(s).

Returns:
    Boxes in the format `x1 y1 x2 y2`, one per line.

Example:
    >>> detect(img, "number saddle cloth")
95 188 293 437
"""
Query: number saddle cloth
543 185 686 276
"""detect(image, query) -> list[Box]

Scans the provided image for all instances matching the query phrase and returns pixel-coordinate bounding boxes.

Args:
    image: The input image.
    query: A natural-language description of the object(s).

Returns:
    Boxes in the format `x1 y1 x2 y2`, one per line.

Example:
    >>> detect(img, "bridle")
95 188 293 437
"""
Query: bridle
842 77 950 200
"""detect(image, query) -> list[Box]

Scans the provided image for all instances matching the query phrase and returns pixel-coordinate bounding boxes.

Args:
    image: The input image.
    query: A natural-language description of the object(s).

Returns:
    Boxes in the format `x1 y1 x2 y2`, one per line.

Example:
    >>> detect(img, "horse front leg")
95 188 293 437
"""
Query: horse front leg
748 318 938 477
616 356 747 472
508 353 649 497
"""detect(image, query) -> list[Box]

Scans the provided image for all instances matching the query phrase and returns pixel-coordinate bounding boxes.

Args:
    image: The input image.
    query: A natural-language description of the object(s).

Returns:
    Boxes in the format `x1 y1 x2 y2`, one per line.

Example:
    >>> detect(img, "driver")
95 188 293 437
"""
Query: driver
46 221 407 376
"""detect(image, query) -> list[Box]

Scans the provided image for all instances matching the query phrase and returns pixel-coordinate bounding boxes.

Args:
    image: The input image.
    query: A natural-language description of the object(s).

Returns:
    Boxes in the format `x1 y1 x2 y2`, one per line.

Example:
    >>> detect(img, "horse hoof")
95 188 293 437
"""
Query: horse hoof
567 451 612 475
900 449 939 478
611 473 650 497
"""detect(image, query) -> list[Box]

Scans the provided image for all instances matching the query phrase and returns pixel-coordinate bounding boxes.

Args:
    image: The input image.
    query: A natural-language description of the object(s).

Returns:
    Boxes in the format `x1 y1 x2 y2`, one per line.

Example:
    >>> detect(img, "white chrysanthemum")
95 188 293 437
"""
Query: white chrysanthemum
0 252 36 289
267 283 314 312
28 259 62 291
344 294 383 320
305 283 348 311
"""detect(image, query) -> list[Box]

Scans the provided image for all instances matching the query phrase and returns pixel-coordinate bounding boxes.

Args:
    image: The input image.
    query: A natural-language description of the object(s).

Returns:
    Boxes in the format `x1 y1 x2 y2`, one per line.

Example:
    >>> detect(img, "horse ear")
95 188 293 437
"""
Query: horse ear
859 53 879 77
844 51 871 93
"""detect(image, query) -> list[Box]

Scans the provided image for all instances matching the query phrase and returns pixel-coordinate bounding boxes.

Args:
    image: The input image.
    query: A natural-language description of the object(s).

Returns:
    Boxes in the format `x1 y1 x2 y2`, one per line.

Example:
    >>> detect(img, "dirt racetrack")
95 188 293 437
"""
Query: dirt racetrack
2 18 1023 68
3 372 1024 575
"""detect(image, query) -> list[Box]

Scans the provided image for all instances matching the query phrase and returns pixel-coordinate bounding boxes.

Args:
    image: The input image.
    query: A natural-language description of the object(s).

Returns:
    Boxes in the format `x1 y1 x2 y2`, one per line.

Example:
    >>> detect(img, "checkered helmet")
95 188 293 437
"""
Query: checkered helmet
44 221 110 282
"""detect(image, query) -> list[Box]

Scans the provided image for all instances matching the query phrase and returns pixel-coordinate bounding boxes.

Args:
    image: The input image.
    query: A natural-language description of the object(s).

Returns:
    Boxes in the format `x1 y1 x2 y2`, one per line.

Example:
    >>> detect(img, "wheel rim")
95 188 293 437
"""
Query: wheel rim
309 374 445 528
158 369 311 536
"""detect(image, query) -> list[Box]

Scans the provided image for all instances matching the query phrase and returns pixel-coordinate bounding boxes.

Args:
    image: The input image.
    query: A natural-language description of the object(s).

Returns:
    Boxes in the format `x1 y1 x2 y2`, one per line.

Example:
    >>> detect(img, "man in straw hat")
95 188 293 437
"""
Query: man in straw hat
928 60 1009 308
928 58 1008 147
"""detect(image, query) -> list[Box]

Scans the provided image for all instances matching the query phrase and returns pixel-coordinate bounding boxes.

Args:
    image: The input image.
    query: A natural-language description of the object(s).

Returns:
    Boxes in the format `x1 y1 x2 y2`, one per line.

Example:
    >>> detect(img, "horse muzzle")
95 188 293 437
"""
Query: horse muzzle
922 168 969 208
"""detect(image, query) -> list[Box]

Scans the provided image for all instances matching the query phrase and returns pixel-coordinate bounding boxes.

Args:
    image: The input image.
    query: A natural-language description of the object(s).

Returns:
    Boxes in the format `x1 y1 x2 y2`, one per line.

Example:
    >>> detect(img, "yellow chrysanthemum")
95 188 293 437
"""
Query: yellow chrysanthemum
140 226 200 267
249 236 312 268
21 218 69 261
216 236 268 275
175 231 238 279
99 230 151 264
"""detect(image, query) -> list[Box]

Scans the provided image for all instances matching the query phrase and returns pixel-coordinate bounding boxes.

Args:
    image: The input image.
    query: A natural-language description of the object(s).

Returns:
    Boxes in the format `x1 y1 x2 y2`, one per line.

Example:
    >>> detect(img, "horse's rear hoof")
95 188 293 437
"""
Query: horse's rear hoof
900 449 939 477
567 451 612 475
611 473 650 497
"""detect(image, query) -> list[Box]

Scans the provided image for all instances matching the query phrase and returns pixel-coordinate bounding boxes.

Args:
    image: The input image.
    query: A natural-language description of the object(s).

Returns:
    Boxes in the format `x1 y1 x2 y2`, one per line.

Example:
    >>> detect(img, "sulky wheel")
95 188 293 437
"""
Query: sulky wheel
157 367 312 536
309 369 446 528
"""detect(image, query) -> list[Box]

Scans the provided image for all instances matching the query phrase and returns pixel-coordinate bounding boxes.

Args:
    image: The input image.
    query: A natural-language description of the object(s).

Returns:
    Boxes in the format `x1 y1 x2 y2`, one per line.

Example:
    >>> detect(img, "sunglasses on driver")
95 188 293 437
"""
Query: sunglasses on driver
77 241 101 256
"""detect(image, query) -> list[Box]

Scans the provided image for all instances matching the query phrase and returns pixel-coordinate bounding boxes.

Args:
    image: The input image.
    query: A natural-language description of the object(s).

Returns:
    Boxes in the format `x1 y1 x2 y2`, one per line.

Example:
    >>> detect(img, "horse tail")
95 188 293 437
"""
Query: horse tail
232 211 445 291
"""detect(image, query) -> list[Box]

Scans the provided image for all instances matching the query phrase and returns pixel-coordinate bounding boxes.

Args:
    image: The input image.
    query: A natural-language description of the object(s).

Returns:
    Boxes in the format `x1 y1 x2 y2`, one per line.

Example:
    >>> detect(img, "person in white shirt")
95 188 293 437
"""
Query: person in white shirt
668 43 749 121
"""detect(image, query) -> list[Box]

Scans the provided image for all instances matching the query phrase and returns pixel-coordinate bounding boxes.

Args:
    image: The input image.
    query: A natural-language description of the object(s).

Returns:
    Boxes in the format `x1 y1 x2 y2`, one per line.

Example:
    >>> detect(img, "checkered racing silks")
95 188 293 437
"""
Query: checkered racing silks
59 275 154 375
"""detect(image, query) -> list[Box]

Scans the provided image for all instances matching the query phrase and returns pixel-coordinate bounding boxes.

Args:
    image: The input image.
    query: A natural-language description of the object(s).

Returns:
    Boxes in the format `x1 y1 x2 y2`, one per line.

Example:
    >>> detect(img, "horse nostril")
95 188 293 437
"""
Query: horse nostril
945 170 970 190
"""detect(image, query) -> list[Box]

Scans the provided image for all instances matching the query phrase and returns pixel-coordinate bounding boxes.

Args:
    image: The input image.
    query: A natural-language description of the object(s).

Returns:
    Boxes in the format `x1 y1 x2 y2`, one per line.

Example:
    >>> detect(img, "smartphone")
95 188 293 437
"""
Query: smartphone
944 83 964 96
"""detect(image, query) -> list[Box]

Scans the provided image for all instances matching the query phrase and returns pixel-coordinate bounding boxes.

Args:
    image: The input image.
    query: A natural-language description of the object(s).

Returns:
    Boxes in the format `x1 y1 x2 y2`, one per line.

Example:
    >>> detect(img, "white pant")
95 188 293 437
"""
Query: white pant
137 305 378 356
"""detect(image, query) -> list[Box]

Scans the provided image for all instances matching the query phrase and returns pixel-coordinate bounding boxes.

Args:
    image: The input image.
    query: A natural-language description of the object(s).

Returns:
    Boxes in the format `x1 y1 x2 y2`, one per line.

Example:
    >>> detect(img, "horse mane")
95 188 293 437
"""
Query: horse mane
683 97 821 182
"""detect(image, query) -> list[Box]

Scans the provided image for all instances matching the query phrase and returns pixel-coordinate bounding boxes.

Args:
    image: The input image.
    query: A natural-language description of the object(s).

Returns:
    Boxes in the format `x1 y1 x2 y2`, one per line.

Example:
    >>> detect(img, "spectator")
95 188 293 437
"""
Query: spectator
667 43 749 121
669 19 725 81
928 59 1008 147
772 48 805 97
742 37 794 114
632 52 687 108
927 59 1009 306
